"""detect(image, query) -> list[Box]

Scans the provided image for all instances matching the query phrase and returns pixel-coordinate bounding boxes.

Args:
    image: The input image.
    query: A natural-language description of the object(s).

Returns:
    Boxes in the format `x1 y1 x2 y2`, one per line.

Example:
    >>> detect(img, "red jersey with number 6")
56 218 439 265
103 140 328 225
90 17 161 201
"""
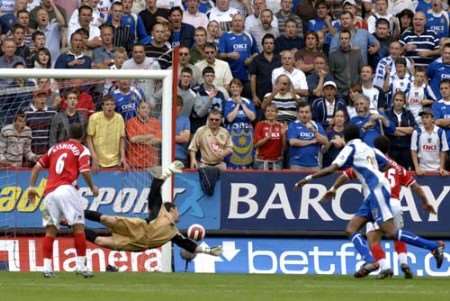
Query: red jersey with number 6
38 139 91 195
344 159 415 200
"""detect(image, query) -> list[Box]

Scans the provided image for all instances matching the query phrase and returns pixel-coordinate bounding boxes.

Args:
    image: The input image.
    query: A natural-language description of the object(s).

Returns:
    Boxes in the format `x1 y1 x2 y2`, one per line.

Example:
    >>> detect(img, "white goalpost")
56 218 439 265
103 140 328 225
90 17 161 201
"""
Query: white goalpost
0 68 174 272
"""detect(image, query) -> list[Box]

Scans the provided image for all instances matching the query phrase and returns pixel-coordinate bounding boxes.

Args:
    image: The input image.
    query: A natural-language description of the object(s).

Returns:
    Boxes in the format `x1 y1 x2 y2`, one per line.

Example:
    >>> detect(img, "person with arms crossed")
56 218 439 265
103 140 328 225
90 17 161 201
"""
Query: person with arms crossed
295 124 445 277
27 123 99 278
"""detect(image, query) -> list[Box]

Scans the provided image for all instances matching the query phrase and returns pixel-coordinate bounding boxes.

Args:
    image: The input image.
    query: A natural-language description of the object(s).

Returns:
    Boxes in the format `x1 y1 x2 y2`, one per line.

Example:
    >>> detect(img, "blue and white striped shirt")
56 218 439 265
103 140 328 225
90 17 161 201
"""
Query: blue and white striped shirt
399 29 439 67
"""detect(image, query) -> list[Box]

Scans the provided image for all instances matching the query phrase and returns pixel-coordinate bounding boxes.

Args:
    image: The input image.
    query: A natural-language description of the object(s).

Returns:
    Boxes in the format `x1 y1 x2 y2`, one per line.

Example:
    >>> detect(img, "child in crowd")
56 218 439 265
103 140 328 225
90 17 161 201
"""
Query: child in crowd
384 57 413 106
406 67 435 124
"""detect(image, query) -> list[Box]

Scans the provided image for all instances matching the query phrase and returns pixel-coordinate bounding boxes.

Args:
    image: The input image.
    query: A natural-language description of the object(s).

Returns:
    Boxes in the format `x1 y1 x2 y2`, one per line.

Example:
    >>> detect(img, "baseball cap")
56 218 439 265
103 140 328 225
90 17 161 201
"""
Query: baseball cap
343 0 357 6
419 108 433 117
323 81 337 89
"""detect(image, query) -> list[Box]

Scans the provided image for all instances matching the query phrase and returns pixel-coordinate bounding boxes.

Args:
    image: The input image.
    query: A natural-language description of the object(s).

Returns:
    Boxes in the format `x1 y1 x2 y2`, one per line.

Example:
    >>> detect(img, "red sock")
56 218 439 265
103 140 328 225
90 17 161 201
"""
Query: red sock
43 236 55 259
370 242 386 261
394 240 407 254
74 232 87 257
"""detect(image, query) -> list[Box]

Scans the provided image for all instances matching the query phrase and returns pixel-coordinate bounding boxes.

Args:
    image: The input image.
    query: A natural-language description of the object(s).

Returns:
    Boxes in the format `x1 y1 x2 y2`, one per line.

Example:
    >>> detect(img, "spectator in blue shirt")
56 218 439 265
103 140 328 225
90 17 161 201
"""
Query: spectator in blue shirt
175 96 191 167
432 79 450 167
287 101 328 171
169 6 195 48
425 0 449 39
55 32 92 69
427 43 450 100
350 94 393 146
111 80 144 121
218 14 258 96
223 78 256 169
307 1 335 45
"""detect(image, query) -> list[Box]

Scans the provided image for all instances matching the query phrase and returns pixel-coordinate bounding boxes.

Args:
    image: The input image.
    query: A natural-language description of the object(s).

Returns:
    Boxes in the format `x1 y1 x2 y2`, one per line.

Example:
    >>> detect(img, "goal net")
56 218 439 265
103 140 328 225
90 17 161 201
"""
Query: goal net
0 67 175 273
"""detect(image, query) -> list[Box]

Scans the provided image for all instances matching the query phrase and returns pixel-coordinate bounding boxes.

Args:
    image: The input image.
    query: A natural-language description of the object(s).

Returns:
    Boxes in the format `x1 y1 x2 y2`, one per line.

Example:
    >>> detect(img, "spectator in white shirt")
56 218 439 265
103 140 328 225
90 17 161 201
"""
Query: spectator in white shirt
68 5 101 49
207 0 238 32
272 50 308 96
183 0 209 29
411 108 449 176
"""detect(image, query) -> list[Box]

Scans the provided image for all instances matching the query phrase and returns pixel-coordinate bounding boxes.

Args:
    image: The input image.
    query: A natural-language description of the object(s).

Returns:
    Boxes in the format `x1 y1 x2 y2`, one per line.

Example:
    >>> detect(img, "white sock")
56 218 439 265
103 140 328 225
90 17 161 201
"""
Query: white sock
398 253 408 265
378 258 389 270
43 258 53 272
77 256 87 271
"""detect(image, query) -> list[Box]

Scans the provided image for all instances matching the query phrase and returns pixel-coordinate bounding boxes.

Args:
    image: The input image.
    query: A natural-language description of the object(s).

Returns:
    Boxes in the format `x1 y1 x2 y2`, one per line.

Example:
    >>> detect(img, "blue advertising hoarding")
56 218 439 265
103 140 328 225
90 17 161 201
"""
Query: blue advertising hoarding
0 170 219 229
220 172 450 235
173 237 450 277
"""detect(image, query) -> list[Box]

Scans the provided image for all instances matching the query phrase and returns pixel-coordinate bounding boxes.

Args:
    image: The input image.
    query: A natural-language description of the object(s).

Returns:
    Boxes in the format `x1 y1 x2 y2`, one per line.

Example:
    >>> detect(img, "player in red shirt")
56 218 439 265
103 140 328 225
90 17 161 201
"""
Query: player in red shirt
322 136 436 279
28 123 99 278
365 136 436 278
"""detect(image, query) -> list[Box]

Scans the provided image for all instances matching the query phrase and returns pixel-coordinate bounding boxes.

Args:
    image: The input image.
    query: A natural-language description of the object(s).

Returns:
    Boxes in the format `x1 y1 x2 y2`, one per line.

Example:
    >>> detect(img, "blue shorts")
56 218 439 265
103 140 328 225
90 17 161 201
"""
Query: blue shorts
355 185 393 225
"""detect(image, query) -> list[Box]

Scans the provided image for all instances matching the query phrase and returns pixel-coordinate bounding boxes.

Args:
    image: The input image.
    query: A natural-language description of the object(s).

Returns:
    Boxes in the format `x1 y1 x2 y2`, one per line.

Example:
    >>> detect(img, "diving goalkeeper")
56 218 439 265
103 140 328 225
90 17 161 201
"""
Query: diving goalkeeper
84 161 222 257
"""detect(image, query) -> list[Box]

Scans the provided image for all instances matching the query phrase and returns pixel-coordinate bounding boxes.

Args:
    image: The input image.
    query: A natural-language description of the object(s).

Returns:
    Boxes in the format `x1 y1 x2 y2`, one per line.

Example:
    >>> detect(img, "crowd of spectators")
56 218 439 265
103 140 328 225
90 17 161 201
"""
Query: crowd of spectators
0 0 449 175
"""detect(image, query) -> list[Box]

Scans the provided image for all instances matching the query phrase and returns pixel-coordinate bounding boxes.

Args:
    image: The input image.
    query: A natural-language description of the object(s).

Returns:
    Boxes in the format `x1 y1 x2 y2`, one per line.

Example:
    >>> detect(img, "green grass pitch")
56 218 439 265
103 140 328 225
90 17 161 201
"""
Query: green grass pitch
1 272 449 301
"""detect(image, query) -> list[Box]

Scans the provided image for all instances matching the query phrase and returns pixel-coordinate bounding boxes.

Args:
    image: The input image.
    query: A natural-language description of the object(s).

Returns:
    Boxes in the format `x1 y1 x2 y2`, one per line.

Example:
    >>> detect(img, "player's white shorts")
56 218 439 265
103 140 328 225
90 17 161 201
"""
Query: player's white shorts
41 185 86 229
366 198 403 233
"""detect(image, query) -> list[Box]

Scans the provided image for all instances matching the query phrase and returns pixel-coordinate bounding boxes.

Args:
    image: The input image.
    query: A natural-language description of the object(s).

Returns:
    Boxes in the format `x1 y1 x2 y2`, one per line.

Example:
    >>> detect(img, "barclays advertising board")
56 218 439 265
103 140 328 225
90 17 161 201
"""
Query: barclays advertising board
173 237 450 277
220 172 450 236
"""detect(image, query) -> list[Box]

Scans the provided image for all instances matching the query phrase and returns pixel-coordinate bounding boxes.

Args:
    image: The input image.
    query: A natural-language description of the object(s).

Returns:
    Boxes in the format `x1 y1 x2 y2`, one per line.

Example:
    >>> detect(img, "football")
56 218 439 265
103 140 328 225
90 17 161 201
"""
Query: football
187 224 206 241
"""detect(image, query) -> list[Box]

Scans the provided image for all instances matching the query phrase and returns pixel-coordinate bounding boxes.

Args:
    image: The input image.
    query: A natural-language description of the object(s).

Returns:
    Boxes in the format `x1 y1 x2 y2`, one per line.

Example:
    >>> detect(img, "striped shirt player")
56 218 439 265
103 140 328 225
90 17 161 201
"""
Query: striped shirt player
373 55 414 89
0 123 37 167
218 30 258 81
411 124 449 171
399 29 440 67
426 9 450 40
24 104 57 155
427 58 450 100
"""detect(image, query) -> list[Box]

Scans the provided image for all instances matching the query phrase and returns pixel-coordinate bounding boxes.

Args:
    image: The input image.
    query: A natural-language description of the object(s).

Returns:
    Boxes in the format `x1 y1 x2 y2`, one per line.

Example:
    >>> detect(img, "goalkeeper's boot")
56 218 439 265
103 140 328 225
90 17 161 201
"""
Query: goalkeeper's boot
376 268 393 280
400 264 413 279
432 241 445 269
209 245 223 256
354 262 379 278
43 271 56 278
